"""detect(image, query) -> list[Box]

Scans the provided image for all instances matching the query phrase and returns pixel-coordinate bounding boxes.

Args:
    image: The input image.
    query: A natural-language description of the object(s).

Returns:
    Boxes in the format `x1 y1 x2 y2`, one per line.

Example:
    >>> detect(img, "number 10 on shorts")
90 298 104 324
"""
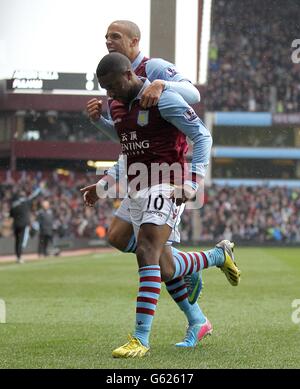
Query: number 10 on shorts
0 299 6 323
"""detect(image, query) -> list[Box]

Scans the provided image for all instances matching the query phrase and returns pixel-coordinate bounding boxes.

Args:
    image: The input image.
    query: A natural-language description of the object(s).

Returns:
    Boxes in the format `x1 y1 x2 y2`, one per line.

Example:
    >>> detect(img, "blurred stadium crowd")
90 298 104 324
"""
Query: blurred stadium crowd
198 185 300 243
0 173 116 241
1 173 300 244
206 0 300 112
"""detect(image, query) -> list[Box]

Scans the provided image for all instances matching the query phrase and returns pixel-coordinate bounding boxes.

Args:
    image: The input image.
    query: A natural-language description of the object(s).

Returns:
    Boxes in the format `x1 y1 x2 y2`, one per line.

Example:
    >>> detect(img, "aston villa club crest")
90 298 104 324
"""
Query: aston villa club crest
137 110 149 127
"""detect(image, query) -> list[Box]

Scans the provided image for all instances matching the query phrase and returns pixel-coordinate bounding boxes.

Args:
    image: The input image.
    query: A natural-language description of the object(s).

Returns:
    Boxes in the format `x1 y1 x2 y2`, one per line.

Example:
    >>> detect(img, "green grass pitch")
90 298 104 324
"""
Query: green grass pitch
0 247 300 369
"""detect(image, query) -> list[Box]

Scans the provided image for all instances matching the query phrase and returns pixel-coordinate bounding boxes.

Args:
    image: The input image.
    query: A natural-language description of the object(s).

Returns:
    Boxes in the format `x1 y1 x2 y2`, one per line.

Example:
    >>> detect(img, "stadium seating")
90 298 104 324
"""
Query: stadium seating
206 0 300 112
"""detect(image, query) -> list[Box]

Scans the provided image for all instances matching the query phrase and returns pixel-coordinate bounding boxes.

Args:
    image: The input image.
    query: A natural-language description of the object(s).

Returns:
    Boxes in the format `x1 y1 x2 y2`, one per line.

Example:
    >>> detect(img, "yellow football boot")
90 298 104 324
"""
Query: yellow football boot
217 240 241 286
112 335 150 358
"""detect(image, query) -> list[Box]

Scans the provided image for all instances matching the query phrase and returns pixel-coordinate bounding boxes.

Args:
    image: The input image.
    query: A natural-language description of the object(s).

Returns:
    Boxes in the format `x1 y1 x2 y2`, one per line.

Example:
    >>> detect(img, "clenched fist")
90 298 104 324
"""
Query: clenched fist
86 98 103 121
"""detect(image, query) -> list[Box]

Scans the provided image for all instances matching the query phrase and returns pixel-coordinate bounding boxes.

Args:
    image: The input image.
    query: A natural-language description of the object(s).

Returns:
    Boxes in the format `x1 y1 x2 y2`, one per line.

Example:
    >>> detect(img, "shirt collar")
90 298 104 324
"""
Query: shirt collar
131 52 145 71
135 78 150 100
128 78 150 110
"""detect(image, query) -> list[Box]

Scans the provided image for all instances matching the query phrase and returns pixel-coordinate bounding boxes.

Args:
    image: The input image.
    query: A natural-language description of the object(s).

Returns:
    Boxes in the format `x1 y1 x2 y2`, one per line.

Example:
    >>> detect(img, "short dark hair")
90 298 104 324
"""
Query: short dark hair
110 20 141 40
96 52 132 78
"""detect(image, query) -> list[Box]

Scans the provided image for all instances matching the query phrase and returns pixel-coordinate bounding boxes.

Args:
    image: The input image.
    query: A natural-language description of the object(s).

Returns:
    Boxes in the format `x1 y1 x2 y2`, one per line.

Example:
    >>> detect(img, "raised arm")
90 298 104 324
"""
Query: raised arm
86 98 119 142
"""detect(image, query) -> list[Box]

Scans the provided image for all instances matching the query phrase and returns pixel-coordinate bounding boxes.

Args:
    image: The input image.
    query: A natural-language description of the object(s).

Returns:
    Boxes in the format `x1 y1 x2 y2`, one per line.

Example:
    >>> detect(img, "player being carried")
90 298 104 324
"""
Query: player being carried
82 52 241 358
85 20 203 305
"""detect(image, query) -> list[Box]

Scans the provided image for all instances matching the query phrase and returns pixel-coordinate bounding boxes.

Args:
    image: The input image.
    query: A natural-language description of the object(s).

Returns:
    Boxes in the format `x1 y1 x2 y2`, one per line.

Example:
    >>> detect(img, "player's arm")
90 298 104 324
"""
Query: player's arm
105 155 126 183
86 98 119 142
140 59 200 108
158 90 212 204
80 155 126 207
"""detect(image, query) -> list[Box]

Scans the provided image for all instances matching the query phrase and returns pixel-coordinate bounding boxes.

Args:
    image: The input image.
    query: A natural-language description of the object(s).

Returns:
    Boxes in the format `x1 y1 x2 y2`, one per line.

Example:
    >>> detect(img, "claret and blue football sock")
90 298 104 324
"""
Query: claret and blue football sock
202 247 225 267
165 277 206 325
123 233 137 253
134 264 161 347
122 235 224 271
171 246 224 279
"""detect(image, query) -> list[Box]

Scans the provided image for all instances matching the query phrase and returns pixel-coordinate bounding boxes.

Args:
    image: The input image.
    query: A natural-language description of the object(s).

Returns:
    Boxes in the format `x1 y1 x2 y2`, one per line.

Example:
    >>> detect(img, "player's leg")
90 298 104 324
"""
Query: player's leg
167 241 241 346
131 185 209 349
109 195 204 304
169 202 240 287
170 241 241 286
169 212 203 304
159 246 212 347
113 184 182 358
112 222 171 358
107 197 137 253
107 216 135 252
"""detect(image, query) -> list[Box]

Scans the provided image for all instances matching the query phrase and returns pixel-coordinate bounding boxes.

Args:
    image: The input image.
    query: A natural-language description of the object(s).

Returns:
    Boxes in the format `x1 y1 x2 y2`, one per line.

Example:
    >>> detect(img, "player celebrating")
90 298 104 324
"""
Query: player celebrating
89 52 241 358
86 20 202 305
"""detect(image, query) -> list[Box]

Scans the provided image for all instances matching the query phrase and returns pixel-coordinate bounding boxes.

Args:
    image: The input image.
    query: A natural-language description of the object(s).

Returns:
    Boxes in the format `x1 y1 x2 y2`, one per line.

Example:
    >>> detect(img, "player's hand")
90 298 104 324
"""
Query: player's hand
140 80 165 108
80 179 110 207
86 98 103 121
170 184 197 206
80 184 99 207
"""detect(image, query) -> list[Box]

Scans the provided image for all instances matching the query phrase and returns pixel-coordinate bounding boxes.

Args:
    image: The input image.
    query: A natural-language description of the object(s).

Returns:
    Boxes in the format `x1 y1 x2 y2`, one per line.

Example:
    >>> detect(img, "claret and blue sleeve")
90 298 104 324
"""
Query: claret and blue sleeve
145 58 200 104
158 89 212 182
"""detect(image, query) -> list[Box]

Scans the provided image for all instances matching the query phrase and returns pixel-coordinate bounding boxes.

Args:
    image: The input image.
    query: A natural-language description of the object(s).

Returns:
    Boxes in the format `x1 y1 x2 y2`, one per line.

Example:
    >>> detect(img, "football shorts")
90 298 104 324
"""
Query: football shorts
129 184 183 244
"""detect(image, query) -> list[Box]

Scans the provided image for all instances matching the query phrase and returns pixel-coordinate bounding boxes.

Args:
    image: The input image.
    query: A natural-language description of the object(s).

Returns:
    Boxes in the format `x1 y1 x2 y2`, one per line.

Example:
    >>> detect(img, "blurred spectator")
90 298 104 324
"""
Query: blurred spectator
207 0 300 113
9 186 42 263
37 200 60 257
